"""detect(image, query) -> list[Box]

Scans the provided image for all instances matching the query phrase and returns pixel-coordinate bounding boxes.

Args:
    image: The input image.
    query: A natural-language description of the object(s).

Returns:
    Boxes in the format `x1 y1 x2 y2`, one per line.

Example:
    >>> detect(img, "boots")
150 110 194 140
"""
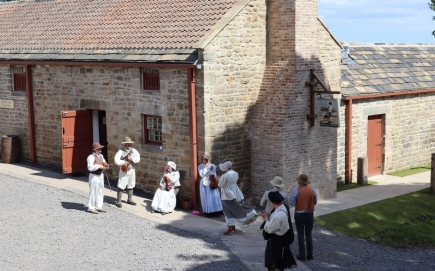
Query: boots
115 189 123 208
127 189 136 205
223 226 235 235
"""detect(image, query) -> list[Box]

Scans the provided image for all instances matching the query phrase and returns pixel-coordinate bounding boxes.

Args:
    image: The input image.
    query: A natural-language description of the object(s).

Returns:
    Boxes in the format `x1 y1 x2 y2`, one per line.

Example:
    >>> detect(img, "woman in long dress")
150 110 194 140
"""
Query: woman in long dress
151 161 180 215
198 153 223 216
216 161 258 235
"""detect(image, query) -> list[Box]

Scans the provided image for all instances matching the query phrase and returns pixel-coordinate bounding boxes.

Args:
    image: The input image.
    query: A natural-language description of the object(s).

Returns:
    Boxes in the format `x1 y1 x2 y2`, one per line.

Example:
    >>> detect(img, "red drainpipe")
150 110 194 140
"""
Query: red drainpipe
188 68 198 210
345 99 352 184
25 65 37 164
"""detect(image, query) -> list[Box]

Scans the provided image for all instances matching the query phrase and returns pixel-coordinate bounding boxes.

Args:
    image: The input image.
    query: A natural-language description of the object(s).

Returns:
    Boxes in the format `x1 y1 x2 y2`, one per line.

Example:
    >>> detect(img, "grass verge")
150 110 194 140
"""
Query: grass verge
388 164 431 177
315 188 435 249
337 181 377 192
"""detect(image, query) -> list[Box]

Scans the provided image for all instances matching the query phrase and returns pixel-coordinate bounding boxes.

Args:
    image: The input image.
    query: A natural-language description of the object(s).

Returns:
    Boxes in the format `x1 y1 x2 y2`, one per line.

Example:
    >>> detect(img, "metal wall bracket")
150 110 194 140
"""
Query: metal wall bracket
305 69 340 126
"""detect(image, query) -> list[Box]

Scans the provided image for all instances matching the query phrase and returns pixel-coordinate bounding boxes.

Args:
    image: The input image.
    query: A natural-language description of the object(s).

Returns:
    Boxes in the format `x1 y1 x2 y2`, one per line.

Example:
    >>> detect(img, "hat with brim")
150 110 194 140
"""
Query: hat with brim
219 161 232 172
296 174 310 185
270 176 284 187
268 191 285 203
167 161 177 170
122 137 134 144
92 142 104 150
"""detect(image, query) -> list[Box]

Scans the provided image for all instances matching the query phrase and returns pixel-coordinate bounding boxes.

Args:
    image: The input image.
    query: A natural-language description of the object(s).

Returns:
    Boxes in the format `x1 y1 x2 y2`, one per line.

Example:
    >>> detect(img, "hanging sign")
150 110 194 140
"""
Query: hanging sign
0 99 14 109
317 98 339 127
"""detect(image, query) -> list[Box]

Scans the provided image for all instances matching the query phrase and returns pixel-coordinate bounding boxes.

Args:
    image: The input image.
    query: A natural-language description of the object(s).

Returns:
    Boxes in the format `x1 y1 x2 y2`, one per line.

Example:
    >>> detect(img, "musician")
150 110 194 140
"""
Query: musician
114 137 141 208
198 153 222 216
151 161 180 215
86 142 109 214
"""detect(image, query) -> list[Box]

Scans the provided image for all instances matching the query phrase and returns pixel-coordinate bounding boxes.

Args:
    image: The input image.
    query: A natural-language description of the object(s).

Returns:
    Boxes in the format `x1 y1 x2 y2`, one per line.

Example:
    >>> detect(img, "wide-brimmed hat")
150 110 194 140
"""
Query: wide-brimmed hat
92 142 104 150
268 191 284 203
219 161 232 171
296 174 310 185
167 161 177 170
122 137 134 144
270 176 284 187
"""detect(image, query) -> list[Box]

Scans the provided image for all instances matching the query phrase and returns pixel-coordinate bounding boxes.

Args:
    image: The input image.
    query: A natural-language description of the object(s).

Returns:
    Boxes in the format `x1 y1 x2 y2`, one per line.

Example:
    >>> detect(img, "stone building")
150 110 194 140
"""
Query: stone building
0 0 343 208
337 44 435 183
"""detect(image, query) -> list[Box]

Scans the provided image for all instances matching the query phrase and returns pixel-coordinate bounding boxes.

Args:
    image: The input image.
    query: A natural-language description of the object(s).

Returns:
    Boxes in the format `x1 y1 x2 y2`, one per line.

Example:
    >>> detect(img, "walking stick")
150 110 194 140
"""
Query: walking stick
104 169 112 192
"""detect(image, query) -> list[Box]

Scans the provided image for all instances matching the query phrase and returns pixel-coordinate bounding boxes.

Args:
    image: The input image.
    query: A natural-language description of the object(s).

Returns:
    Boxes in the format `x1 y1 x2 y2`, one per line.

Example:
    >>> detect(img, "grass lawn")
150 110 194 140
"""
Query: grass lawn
337 181 377 192
315 188 435 249
388 164 431 177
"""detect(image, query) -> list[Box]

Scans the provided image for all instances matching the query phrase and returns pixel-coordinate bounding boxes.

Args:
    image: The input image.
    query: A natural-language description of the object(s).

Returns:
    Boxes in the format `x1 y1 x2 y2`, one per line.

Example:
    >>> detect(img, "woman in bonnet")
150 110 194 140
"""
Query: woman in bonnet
216 160 258 235
198 153 223 216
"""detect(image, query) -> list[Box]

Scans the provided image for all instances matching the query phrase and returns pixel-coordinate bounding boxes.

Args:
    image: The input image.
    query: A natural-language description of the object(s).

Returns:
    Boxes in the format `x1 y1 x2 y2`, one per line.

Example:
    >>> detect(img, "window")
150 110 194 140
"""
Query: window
144 115 162 145
12 65 26 92
143 73 160 90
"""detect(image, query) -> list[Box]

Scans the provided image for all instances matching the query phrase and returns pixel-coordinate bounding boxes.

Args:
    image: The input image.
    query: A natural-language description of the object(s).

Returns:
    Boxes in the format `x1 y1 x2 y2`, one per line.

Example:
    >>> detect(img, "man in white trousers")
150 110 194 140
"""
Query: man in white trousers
86 142 109 214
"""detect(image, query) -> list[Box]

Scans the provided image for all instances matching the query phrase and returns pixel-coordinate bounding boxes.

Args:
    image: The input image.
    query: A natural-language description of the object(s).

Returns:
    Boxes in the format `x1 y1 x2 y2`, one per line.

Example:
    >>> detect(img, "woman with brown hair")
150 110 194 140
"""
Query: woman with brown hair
198 153 223 216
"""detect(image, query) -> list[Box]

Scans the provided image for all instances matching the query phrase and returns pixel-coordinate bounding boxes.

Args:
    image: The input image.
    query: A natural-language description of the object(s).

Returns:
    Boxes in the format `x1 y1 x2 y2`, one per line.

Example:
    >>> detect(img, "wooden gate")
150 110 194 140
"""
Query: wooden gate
61 110 92 174
367 115 383 176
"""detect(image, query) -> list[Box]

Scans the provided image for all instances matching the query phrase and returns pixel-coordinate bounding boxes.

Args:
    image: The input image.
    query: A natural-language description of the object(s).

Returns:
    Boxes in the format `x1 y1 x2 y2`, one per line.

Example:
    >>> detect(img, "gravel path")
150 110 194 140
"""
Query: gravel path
0 173 248 271
300 221 435 271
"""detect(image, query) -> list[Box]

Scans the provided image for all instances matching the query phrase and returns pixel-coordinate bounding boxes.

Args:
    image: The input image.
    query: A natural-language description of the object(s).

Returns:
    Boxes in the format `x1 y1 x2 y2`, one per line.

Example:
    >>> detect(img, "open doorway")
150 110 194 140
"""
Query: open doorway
92 110 108 162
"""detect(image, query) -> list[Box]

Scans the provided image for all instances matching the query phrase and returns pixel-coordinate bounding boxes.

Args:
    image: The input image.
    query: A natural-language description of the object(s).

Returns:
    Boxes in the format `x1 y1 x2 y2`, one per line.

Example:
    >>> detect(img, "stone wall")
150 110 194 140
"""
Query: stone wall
197 0 267 198
0 64 192 197
0 65 31 161
251 0 338 201
350 94 435 177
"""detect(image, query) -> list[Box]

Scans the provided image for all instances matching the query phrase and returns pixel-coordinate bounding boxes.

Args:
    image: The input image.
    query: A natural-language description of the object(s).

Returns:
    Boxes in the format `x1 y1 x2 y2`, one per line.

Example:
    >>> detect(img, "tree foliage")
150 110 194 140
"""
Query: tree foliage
430 0 435 36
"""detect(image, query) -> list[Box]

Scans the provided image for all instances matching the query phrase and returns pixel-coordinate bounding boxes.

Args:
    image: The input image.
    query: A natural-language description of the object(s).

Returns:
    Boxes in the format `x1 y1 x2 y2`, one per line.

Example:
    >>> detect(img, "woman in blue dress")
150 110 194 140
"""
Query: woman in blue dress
198 153 223 216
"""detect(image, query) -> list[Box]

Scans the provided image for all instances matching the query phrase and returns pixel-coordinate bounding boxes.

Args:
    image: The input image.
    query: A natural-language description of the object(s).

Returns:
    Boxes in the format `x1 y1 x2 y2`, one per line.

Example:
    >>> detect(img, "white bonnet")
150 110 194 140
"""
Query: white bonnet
219 161 232 171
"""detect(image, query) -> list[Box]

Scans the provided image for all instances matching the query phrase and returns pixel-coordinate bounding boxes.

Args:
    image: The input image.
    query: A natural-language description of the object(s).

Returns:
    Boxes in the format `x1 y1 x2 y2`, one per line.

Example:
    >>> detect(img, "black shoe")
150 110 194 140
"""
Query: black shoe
296 255 305 261
115 202 122 208
306 255 314 261
150 210 156 213
127 201 137 206
161 212 168 216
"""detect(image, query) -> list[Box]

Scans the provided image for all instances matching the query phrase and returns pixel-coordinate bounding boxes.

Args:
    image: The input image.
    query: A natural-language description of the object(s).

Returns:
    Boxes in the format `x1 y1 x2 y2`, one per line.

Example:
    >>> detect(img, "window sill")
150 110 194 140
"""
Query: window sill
140 144 163 152
140 89 160 96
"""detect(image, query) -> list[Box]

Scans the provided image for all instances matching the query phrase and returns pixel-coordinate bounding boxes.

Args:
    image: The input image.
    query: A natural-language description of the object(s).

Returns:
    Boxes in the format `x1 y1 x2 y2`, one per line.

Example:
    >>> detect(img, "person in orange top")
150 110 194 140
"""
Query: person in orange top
290 174 317 261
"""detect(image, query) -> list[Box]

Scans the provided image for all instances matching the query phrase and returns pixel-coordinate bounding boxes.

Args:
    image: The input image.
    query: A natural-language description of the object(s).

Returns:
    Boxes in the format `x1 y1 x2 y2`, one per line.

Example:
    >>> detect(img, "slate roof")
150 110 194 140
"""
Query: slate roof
341 43 435 97
0 0 241 63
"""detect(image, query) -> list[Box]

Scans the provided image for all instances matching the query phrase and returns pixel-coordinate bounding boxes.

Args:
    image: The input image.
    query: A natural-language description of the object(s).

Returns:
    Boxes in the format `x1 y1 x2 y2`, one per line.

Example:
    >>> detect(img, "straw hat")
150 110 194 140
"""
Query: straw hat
296 174 310 185
92 142 104 150
270 176 284 187
122 137 134 144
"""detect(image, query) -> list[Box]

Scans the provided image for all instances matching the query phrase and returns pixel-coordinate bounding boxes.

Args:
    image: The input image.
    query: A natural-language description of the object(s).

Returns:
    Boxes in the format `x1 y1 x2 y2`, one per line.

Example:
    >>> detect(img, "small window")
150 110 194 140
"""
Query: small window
12 65 26 92
144 115 162 145
143 73 160 90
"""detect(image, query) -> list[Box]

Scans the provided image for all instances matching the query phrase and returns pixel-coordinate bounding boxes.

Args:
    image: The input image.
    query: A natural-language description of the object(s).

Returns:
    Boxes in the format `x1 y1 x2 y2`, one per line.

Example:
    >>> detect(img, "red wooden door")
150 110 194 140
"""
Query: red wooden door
367 115 383 177
61 110 92 174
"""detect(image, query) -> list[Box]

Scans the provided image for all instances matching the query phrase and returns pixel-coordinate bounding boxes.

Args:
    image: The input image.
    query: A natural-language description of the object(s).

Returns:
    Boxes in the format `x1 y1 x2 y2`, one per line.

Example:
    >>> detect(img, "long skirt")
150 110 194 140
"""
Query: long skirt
265 235 297 270
200 181 223 213
222 199 257 226
151 189 176 213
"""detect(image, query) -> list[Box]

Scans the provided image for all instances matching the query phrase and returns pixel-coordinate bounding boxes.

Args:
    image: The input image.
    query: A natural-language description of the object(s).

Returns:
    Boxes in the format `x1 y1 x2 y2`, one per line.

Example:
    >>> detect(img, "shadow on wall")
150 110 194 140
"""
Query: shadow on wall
209 52 338 202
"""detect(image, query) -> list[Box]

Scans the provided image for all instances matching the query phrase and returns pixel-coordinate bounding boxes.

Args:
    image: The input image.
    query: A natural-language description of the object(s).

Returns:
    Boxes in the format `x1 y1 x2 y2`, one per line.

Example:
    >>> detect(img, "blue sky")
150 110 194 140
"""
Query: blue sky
318 0 435 44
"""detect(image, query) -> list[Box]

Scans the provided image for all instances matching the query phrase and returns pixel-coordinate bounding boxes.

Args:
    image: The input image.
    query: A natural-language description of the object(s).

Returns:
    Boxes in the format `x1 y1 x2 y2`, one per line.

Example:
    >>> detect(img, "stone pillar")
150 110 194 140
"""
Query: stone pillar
252 0 337 200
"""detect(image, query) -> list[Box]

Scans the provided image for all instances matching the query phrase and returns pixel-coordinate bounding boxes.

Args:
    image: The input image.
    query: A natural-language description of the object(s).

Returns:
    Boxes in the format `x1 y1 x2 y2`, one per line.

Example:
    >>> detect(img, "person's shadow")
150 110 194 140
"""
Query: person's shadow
61 202 86 211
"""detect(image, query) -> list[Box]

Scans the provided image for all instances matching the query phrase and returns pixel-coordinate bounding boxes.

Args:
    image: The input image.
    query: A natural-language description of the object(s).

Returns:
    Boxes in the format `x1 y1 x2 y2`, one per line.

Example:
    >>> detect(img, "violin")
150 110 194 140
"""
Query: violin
120 150 133 172
164 167 171 191
94 161 108 169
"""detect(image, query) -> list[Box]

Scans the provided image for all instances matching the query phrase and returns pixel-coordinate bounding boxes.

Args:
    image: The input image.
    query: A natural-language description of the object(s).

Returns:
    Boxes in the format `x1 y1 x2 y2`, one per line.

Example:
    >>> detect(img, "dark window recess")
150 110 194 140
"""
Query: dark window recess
13 65 26 92
143 73 160 90
144 115 162 145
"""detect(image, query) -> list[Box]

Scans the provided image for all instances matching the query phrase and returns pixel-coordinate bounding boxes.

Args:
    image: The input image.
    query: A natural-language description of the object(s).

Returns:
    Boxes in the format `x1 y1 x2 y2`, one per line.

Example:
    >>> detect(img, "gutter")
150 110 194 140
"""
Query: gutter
342 88 435 184
188 69 198 210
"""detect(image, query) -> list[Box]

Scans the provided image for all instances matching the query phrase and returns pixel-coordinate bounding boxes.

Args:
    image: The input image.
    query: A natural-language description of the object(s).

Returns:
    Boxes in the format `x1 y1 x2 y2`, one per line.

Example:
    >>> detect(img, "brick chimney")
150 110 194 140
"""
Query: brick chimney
252 0 337 200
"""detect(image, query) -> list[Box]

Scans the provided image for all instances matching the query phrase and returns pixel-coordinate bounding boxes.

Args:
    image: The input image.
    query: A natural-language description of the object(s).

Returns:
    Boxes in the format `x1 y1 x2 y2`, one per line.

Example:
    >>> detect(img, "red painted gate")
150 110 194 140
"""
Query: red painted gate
367 115 383 177
61 110 92 174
